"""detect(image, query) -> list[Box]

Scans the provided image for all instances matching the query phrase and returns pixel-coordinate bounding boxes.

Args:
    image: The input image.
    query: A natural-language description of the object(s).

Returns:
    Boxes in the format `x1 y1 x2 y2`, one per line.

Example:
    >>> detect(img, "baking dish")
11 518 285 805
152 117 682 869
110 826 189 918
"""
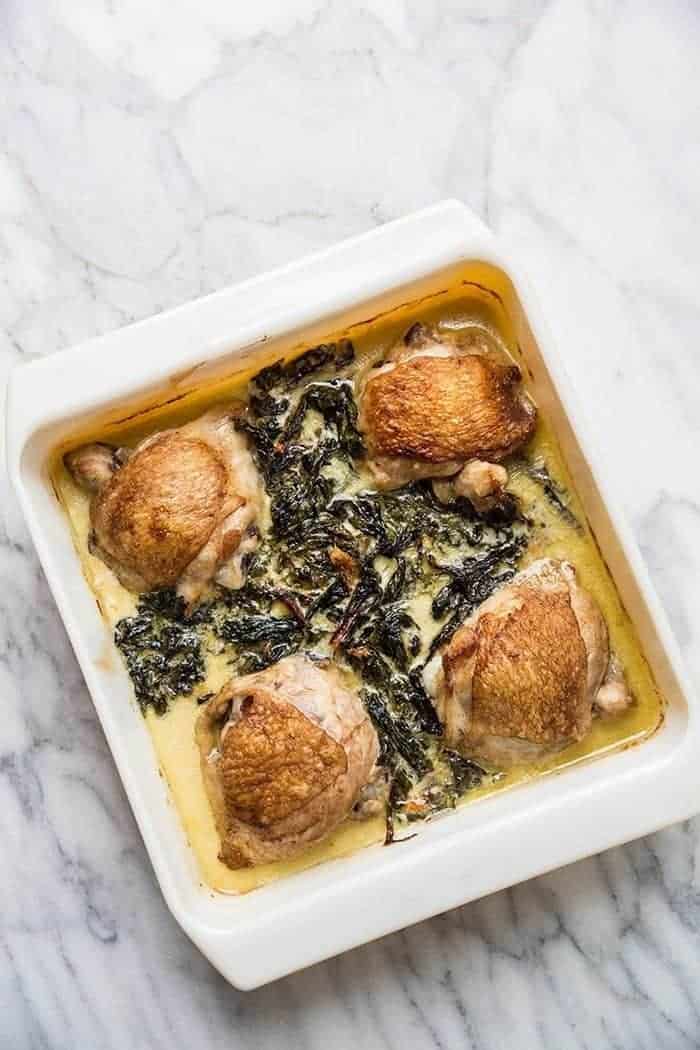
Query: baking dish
6 199 698 989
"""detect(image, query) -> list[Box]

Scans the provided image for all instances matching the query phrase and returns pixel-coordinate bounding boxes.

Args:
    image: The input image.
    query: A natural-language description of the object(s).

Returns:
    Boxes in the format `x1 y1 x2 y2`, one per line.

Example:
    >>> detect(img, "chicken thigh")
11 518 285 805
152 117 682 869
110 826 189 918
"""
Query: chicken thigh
432 558 632 766
196 655 379 868
65 406 262 606
358 323 536 504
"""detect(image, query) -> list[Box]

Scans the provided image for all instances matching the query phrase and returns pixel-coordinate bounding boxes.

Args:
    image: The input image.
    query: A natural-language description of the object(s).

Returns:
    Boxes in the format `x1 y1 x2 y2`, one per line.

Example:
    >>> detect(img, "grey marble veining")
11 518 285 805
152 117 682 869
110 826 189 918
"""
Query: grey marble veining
2 1 700 1047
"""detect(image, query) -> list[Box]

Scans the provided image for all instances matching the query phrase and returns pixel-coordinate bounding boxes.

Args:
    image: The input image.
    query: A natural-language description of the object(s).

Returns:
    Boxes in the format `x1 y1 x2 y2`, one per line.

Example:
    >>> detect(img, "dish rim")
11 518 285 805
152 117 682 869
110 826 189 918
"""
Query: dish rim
6 199 698 989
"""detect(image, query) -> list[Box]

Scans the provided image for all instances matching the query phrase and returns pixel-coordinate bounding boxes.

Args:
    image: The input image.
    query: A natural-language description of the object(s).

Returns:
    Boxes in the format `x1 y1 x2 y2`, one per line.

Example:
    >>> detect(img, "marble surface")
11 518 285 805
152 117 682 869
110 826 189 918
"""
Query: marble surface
2 0 700 1046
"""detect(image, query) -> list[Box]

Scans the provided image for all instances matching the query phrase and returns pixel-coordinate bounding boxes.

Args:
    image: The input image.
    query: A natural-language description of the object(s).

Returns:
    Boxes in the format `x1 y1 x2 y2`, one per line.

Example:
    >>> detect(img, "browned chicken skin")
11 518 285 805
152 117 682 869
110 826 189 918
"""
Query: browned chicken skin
432 558 632 766
196 655 379 868
65 407 262 606
358 323 536 498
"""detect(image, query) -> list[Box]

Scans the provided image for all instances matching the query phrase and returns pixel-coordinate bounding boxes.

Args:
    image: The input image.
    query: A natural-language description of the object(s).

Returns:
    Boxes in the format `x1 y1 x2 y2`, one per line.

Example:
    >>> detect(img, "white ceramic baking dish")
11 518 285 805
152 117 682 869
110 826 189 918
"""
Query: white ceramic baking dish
6 200 698 989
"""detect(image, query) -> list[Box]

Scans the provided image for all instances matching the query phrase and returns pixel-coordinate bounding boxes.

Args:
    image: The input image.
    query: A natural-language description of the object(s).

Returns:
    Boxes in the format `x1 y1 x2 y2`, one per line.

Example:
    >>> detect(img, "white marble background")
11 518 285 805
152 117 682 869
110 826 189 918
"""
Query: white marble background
2 1 700 1047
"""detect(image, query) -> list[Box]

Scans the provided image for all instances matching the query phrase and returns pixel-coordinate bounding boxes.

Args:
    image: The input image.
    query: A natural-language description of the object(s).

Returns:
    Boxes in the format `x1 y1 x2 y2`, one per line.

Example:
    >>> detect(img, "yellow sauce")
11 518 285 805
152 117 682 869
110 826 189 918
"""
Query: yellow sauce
52 291 662 894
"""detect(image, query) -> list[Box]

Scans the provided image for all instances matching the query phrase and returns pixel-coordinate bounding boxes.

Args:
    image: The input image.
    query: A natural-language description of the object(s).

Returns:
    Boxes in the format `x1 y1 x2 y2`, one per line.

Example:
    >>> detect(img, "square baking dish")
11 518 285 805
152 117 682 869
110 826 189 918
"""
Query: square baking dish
6 200 698 989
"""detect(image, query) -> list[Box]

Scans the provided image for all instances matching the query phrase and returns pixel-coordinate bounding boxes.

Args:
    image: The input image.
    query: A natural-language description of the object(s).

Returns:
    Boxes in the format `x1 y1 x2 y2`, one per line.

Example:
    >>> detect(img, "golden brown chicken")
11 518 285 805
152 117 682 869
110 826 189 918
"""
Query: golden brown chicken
196 655 379 868
432 558 632 766
358 323 536 504
65 407 262 606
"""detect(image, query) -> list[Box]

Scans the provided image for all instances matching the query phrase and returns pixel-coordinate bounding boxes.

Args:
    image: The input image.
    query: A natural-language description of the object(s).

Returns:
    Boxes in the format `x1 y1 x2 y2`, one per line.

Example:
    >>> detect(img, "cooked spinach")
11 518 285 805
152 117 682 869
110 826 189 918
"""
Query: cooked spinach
444 750 488 794
238 378 364 545
371 601 415 669
426 534 528 659
213 610 304 673
114 590 206 715
362 689 433 778
330 560 382 648
518 458 580 530
253 339 354 395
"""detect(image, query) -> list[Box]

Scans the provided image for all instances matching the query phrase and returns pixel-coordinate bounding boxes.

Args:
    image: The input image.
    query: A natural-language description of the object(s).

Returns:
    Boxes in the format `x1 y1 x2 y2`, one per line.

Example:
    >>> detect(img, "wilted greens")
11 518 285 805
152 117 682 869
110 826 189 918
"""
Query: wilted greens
114 590 205 715
515 457 580 530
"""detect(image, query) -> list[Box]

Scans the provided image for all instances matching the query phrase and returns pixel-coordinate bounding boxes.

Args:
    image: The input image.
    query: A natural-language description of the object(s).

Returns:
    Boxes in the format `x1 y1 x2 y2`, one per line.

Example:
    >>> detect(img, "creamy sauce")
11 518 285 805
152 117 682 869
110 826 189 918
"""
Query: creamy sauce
52 291 662 894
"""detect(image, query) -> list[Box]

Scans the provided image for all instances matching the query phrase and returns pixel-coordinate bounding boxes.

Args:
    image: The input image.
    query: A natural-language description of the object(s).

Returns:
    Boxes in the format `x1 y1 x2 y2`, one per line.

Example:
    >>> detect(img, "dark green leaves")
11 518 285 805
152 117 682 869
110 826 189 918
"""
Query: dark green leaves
426 534 528 659
213 611 303 673
362 690 433 778
253 339 354 394
114 590 206 715
443 750 487 794
517 458 580 530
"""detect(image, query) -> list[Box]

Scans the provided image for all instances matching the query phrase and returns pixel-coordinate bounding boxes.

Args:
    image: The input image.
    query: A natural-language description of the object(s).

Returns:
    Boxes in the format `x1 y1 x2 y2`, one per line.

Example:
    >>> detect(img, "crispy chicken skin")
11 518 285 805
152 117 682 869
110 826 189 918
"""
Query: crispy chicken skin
358 323 536 494
65 407 262 606
433 558 632 766
196 655 379 868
